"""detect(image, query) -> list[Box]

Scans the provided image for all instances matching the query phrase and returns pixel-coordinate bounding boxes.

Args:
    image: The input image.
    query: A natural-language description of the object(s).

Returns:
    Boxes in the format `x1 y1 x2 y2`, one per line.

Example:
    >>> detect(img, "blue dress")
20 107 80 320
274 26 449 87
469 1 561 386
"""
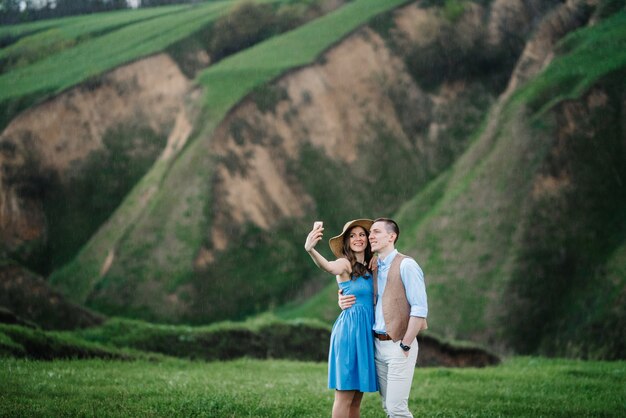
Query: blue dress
328 274 378 392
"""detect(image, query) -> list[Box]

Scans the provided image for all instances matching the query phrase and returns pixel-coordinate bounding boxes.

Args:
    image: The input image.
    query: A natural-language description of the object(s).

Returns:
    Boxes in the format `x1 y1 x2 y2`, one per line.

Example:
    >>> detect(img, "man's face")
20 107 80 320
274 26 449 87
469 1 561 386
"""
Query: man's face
369 221 394 253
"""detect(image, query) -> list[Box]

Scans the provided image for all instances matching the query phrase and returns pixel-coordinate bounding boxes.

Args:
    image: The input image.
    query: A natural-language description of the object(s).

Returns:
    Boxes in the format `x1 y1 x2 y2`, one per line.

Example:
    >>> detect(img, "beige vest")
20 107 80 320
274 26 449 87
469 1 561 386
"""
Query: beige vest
374 252 428 341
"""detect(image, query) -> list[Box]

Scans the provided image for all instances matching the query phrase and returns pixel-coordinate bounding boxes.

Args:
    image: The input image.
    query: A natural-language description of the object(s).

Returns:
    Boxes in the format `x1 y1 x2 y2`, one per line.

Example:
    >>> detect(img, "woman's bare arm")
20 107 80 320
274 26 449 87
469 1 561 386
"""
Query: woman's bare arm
305 224 350 276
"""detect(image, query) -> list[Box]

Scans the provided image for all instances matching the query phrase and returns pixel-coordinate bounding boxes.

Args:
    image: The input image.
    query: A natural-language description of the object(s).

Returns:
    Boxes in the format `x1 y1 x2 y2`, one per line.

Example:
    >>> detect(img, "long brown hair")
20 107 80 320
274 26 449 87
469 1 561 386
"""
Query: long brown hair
342 226 372 280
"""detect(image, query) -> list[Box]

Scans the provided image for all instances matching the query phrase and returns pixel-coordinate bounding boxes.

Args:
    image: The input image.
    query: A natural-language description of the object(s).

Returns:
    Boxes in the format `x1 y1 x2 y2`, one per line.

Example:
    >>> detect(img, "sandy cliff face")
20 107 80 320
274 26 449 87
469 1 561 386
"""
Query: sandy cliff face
203 0 565 260
205 28 425 256
0 54 192 264
198 15 506 274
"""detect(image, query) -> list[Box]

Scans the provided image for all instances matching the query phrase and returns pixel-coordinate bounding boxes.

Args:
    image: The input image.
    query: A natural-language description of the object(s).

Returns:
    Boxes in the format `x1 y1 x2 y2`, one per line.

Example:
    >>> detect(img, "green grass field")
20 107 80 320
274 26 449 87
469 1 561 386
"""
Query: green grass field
1 357 624 417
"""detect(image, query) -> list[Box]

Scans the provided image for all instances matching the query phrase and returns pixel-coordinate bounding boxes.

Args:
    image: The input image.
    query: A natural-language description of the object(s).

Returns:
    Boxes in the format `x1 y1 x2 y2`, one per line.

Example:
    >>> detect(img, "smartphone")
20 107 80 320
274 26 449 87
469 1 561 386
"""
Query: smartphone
314 221 323 229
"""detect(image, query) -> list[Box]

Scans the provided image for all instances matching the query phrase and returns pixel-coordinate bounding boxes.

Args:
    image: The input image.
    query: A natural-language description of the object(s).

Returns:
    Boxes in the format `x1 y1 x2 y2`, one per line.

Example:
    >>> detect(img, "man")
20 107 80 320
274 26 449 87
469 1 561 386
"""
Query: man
339 218 428 418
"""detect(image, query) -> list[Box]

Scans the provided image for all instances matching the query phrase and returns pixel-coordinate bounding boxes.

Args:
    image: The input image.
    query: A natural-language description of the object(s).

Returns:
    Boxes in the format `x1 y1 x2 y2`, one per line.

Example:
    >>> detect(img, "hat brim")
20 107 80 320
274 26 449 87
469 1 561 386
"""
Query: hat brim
328 219 373 259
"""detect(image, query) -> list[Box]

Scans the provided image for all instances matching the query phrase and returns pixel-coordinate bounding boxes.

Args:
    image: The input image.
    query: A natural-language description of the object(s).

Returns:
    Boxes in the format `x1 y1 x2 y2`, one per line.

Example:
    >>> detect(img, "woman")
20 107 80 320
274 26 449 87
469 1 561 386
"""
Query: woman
304 219 378 418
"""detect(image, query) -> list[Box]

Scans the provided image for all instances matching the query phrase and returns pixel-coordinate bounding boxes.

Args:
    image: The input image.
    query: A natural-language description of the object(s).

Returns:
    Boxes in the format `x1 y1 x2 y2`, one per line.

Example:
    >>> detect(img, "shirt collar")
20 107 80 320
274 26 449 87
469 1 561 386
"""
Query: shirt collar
377 249 398 271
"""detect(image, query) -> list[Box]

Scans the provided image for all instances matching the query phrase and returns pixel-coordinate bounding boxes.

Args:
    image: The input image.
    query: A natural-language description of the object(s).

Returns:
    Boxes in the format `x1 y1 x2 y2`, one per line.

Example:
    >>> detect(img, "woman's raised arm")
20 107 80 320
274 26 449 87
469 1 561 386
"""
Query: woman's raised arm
305 223 350 276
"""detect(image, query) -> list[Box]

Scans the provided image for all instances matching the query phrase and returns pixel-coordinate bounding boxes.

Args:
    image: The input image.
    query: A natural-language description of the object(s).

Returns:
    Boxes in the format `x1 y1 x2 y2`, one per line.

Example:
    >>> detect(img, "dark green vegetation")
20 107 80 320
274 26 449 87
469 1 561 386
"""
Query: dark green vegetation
1 356 624 417
0 315 500 368
503 73 626 358
0 264 105 330
394 8 626 358
0 323 136 360
73 316 331 362
39 124 168 273
513 9 626 115
0 315 331 362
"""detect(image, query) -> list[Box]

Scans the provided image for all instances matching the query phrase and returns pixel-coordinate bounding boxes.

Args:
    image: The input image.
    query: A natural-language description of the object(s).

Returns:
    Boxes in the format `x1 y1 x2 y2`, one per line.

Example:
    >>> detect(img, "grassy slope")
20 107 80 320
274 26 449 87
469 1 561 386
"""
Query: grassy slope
198 0 412 118
0 314 495 364
49 0 413 316
280 11 626 345
1 356 624 417
0 324 139 360
0 1 234 130
0 5 183 42
0 0 277 300
398 11 626 343
0 5 186 67
278 281 343 323
0 315 331 362
512 9 626 115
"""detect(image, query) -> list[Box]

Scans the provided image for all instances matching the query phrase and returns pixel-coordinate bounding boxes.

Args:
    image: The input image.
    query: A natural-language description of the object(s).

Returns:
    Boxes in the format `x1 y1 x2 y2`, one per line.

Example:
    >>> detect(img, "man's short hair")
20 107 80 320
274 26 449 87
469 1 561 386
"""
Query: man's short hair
373 218 400 243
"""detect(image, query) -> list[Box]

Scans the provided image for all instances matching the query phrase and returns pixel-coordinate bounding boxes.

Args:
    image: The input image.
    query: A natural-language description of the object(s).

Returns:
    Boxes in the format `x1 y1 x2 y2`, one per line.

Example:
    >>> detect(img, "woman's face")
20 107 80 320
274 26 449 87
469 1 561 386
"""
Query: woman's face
348 226 368 254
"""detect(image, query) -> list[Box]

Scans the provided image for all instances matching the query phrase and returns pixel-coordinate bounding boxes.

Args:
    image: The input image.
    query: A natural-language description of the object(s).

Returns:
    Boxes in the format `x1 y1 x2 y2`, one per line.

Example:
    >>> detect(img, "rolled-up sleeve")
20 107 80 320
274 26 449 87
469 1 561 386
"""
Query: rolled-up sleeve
400 258 428 318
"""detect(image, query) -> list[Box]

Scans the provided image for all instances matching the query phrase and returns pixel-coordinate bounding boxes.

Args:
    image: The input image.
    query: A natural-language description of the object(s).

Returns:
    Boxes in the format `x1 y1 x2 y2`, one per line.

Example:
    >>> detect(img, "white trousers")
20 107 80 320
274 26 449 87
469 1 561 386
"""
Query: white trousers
375 338 418 418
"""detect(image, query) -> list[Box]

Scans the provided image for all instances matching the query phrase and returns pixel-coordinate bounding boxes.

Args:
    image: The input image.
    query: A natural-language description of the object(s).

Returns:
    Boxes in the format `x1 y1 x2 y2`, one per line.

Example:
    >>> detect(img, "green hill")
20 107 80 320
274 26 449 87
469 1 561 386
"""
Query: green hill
0 0 350 277
397 10 626 358
280 3 626 359
48 0 415 322
1 0 624 360
0 1 235 130
0 5 187 70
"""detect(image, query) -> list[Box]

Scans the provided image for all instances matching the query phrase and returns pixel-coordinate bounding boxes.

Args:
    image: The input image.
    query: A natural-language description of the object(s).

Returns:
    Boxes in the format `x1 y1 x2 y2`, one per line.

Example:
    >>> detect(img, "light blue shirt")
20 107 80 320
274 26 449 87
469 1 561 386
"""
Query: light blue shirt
373 249 428 334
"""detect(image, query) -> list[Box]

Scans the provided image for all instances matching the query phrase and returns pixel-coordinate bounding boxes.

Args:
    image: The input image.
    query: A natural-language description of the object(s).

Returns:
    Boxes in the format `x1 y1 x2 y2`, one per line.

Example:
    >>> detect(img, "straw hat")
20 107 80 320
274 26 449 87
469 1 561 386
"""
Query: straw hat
328 219 374 259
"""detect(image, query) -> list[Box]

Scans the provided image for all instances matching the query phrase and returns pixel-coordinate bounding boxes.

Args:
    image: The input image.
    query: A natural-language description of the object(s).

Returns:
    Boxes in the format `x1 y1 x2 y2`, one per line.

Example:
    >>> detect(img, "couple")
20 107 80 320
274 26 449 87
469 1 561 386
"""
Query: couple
304 218 428 418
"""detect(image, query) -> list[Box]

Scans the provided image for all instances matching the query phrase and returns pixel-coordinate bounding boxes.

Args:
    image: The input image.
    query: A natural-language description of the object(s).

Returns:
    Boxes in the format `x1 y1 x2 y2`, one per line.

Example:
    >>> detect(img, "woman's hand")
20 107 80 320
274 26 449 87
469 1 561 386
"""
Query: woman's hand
369 255 379 271
305 221 350 276
304 222 324 252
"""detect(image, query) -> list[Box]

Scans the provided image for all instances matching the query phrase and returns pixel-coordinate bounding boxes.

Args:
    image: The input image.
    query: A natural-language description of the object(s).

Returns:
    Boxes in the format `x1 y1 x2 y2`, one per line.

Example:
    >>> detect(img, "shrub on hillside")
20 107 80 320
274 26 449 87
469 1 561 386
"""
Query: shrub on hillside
377 0 532 92
73 317 332 361
274 3 309 32
502 76 626 360
1 317 501 366
0 265 105 330
403 16 494 90
0 324 133 360
0 329 26 357
592 0 625 20
209 2 277 61
40 122 167 275
206 0 344 63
